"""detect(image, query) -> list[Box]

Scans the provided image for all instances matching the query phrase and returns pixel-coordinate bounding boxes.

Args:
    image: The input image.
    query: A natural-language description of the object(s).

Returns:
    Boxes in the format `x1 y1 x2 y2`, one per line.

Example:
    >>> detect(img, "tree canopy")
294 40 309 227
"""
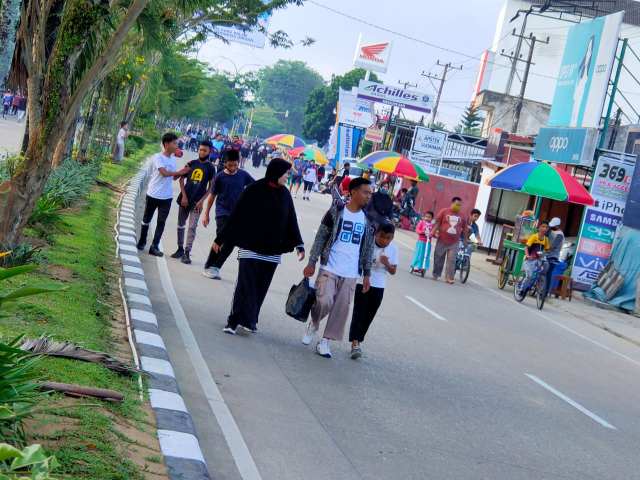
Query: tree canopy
256 60 323 137
456 104 483 135
302 68 378 146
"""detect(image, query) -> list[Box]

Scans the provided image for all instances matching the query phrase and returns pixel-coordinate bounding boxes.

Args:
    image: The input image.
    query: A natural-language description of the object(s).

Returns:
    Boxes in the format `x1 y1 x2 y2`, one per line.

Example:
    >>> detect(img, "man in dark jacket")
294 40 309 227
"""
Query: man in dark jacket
302 177 374 359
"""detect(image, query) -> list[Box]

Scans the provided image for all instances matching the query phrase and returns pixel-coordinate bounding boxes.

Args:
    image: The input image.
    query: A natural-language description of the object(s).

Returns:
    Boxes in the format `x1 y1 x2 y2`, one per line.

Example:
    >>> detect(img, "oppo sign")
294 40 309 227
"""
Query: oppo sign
534 126 598 166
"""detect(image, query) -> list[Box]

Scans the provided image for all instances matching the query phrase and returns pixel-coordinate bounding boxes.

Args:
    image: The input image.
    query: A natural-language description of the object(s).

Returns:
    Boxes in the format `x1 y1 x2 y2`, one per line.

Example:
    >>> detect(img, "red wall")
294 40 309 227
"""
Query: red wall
403 174 480 217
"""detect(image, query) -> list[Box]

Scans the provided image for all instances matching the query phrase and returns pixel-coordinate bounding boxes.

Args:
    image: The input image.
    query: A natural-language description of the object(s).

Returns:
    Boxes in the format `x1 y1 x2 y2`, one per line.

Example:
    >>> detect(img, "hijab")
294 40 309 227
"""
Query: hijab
215 159 302 255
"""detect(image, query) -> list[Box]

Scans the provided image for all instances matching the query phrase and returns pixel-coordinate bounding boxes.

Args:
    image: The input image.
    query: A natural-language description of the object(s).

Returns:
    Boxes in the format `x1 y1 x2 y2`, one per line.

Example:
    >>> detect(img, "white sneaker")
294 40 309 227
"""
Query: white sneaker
316 338 332 358
202 267 221 279
302 322 318 345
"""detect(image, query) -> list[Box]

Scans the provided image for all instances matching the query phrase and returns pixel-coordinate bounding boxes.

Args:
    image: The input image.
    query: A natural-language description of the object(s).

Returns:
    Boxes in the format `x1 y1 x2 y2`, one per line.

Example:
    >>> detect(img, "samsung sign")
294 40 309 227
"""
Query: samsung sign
534 126 598 166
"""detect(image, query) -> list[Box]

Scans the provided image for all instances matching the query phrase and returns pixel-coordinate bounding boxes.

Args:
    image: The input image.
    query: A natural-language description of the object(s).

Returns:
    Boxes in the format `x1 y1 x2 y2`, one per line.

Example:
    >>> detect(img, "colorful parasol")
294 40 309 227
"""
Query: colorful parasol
361 150 430 182
288 146 328 165
264 134 306 149
489 162 594 205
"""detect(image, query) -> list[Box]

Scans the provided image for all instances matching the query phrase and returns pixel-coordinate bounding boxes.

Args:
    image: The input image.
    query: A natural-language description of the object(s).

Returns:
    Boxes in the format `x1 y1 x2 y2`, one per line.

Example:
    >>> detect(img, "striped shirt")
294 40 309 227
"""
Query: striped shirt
238 249 282 264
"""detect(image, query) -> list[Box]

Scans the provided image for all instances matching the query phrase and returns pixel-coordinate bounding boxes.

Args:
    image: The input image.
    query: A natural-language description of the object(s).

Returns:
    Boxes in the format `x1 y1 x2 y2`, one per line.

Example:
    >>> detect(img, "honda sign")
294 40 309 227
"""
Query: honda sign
353 35 393 74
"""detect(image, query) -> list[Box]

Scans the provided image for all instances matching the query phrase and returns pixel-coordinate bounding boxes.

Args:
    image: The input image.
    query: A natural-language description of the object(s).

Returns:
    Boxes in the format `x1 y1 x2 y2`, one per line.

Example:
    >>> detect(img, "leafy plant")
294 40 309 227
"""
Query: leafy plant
0 443 59 479
0 246 43 268
0 336 42 444
0 154 25 182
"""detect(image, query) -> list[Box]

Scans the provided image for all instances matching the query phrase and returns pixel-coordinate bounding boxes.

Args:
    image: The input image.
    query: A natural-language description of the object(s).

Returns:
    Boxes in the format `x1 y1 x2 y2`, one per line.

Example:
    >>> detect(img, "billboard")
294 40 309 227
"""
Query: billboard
572 152 635 288
337 88 375 129
357 81 433 114
353 35 393 73
212 9 271 48
411 127 447 158
534 126 598 166
548 11 623 128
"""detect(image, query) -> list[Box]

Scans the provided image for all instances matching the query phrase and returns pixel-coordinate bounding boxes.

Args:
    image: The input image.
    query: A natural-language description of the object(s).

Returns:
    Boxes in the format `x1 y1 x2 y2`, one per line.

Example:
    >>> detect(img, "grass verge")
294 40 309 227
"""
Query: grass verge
1 144 164 479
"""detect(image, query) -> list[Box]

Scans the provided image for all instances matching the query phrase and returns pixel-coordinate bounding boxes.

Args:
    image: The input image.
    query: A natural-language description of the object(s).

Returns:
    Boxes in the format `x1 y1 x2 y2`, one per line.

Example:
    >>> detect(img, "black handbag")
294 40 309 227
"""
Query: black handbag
286 278 316 322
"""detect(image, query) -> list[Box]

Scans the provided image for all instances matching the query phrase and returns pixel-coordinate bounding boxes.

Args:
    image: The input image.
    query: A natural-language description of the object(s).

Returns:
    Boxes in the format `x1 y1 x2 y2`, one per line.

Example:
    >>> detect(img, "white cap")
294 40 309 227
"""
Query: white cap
549 217 561 228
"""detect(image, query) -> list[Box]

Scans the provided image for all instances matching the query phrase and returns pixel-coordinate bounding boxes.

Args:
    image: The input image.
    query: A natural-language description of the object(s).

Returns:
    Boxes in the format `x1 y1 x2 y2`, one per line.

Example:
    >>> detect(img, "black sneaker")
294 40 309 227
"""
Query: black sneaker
350 346 363 360
136 242 145 251
170 247 184 259
148 246 164 257
181 251 192 264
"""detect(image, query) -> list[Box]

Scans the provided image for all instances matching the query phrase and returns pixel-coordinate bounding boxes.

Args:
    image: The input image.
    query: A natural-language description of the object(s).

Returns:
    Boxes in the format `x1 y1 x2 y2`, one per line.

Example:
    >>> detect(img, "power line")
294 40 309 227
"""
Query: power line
308 0 559 81
422 61 463 126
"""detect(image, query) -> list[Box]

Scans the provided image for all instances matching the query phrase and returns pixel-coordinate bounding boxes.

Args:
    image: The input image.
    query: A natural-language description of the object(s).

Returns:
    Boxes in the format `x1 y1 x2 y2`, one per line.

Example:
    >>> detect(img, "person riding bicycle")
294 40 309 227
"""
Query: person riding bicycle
522 220 550 290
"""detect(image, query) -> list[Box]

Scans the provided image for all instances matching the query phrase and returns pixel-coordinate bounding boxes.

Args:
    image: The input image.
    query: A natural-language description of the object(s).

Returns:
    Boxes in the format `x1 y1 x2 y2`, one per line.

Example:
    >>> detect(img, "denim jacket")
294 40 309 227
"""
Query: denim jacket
308 202 374 277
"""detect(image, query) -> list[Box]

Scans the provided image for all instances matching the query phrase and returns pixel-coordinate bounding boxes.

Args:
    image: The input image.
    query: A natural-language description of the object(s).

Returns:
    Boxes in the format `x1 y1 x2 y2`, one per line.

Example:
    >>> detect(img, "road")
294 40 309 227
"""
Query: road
139 156 640 480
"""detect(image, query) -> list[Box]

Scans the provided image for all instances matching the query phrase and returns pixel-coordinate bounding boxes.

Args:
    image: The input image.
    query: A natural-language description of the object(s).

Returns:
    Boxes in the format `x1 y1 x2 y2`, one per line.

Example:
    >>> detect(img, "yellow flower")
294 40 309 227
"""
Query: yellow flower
0 251 12 258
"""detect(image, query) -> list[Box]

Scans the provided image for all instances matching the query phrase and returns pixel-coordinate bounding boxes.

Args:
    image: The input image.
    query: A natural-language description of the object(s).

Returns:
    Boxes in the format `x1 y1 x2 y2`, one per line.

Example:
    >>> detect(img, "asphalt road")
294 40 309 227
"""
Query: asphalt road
139 156 640 480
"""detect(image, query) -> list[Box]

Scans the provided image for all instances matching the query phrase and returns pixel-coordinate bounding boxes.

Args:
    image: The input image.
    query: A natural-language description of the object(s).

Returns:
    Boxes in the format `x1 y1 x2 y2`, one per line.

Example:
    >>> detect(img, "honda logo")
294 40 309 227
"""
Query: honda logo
549 136 569 152
360 43 389 64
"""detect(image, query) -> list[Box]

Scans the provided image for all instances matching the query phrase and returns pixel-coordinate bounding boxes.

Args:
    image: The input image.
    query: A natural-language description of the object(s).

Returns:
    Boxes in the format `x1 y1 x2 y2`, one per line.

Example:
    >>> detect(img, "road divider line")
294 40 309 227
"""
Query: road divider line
156 244 263 480
525 374 617 430
469 278 640 369
405 295 448 322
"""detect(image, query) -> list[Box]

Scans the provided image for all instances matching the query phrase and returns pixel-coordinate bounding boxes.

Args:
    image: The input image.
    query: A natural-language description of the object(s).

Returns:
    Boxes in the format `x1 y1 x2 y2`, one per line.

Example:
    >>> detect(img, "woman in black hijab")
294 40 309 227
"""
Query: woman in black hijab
213 158 305 334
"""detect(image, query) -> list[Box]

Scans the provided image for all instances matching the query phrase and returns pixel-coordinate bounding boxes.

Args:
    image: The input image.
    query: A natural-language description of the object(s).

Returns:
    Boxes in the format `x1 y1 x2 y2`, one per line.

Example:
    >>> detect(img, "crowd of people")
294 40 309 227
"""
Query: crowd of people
134 130 496 360
2 90 27 120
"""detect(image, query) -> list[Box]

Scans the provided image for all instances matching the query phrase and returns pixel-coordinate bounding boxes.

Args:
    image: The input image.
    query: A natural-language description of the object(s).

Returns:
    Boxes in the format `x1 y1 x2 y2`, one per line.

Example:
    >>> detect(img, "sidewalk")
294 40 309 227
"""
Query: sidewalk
393 226 640 348
0 116 26 153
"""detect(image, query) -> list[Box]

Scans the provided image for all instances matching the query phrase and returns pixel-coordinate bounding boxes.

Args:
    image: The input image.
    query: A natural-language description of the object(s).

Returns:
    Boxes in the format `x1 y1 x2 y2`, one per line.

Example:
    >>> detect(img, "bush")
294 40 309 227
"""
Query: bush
0 153 25 183
0 244 43 268
126 134 146 156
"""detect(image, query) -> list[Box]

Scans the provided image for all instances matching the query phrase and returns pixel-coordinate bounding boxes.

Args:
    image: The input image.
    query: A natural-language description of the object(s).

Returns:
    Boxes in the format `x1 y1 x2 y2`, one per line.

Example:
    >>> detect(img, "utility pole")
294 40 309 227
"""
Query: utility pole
421 61 462 127
501 31 549 133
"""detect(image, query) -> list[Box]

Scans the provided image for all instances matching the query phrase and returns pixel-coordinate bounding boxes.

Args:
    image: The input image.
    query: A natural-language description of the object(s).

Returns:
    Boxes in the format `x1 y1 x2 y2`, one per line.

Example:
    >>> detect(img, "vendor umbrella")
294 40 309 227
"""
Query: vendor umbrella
361 150 430 182
289 146 328 165
264 134 306 149
489 162 594 205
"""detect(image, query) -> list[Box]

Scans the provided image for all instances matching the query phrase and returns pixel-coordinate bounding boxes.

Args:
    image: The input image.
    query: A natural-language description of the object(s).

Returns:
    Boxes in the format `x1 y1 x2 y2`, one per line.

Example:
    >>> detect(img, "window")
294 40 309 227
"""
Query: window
486 190 530 224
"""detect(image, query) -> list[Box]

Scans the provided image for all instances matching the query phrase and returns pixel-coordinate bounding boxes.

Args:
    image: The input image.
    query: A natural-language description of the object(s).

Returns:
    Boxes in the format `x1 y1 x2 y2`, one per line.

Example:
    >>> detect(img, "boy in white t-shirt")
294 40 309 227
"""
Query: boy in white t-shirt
348 222 398 359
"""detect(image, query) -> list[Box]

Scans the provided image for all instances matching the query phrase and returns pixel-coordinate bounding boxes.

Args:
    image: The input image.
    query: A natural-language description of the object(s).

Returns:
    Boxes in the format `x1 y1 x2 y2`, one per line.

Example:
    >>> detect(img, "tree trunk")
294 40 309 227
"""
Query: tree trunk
78 86 101 164
0 0 22 88
0 0 151 245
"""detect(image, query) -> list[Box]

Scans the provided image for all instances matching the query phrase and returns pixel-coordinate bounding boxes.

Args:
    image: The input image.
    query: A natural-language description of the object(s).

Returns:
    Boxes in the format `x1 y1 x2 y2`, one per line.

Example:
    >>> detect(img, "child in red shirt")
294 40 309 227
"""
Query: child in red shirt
410 211 434 274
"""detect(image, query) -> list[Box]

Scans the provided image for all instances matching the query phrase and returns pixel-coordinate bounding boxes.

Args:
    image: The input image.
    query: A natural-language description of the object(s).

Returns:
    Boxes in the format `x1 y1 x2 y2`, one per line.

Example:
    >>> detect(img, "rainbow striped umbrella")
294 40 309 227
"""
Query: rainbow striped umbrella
489 162 594 205
361 150 430 182
289 146 328 165
264 134 306 149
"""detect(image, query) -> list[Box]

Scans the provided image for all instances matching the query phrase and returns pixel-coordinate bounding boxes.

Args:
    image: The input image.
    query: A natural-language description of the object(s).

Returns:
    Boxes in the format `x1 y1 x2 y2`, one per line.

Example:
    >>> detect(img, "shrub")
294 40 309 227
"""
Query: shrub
0 245 43 268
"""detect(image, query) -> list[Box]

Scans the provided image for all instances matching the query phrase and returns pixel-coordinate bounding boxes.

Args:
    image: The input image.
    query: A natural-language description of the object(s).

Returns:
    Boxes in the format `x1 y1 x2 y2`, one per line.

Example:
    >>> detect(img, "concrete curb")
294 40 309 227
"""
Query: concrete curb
116 158 211 480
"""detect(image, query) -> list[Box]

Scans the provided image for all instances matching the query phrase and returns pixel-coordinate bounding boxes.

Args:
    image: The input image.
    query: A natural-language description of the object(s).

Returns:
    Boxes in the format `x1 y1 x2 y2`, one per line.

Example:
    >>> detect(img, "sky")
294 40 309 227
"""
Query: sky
197 0 507 128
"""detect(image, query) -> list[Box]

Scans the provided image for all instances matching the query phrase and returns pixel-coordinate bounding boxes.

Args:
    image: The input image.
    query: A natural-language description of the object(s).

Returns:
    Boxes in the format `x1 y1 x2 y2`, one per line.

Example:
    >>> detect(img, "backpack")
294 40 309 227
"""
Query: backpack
365 191 393 227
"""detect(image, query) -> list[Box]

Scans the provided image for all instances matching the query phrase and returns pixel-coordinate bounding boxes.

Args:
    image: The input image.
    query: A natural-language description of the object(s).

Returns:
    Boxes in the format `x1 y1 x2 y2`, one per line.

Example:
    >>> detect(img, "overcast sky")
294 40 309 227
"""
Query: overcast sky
197 0 506 128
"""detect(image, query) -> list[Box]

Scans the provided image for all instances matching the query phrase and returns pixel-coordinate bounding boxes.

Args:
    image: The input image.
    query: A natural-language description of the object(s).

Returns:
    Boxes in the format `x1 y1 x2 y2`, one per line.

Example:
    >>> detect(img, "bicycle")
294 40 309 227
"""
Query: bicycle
513 255 548 310
454 241 473 284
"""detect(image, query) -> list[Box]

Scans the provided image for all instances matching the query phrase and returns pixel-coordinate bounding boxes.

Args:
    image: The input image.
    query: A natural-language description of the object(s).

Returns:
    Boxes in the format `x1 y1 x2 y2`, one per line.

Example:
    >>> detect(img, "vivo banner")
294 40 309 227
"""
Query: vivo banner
548 11 623 128
411 127 447 158
212 8 271 48
357 81 433 114
353 35 393 74
572 152 636 288
335 125 362 164
534 126 598 166
337 88 375 129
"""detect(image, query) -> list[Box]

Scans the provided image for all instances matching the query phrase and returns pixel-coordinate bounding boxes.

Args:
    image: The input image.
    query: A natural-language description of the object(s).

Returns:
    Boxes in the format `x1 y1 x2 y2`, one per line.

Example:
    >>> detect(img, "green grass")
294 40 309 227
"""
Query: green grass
0 144 159 479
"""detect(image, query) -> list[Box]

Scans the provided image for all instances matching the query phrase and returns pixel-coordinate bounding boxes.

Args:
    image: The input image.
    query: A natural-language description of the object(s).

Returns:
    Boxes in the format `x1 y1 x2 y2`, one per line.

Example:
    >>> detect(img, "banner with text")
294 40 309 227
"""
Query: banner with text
548 11 623 128
357 81 433 114
411 127 447 158
338 88 375 128
572 152 636 288
212 9 271 48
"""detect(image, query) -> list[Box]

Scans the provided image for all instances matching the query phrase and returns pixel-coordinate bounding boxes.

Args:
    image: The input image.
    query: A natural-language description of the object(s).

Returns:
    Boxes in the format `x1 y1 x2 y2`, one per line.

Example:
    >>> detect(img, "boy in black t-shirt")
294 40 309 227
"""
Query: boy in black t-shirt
170 140 216 264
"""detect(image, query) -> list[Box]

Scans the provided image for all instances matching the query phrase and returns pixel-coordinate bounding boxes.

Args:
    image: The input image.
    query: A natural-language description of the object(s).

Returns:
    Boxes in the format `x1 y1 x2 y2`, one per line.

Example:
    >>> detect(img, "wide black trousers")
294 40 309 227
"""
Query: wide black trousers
204 216 234 269
348 284 384 342
227 258 278 330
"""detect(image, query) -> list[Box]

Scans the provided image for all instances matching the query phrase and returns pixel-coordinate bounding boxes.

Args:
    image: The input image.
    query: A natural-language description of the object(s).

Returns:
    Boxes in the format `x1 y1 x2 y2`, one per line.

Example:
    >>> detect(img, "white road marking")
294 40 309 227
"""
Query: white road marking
156 244 263 480
525 374 617 430
130 308 157 325
134 329 166 349
125 277 148 291
405 295 448 322
157 430 205 462
141 356 175 378
469 279 640 369
150 389 188 413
